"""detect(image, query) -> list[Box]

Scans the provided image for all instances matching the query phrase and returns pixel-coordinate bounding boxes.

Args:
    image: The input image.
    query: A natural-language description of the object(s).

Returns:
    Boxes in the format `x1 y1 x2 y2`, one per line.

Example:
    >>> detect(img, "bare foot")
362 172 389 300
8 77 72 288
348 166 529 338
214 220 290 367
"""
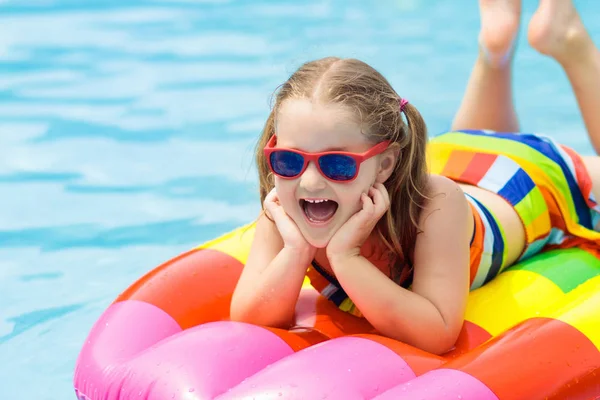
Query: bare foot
528 0 591 66
478 0 522 68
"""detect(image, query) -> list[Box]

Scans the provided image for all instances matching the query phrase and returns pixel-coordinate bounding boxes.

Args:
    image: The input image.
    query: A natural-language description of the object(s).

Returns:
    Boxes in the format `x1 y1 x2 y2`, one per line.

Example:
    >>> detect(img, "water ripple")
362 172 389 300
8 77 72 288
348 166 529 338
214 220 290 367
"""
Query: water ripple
0 303 85 344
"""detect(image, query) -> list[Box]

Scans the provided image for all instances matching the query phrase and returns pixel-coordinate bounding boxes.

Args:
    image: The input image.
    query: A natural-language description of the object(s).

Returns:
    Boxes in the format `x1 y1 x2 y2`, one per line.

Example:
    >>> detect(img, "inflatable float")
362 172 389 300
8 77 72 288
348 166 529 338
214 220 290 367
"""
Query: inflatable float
74 223 600 400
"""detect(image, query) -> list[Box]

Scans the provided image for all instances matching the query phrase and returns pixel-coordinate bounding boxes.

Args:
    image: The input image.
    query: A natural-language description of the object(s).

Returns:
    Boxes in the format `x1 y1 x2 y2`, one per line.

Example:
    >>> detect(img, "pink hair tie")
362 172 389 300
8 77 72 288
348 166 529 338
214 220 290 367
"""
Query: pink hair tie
399 98 409 113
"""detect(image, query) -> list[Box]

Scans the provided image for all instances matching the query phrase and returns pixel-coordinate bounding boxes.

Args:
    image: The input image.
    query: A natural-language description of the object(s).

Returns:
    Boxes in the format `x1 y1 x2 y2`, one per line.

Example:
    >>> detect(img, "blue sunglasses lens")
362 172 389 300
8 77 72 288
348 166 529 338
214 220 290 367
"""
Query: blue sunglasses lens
319 154 357 181
270 151 305 177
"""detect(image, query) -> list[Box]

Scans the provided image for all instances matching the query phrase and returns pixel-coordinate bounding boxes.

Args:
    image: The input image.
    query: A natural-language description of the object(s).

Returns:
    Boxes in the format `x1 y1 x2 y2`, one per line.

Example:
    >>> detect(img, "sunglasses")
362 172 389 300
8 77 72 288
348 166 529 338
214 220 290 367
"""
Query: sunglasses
263 135 391 182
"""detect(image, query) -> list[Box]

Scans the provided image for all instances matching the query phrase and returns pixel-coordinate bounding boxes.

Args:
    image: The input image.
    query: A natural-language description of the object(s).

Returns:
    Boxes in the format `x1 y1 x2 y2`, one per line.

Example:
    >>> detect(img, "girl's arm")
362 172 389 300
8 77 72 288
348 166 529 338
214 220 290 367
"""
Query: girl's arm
230 191 316 328
328 177 472 354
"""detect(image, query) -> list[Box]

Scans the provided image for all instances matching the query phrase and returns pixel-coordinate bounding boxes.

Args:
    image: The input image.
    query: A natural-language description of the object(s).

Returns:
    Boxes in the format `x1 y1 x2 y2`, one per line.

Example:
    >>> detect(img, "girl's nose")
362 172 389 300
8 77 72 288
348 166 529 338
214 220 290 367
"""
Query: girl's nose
299 162 327 191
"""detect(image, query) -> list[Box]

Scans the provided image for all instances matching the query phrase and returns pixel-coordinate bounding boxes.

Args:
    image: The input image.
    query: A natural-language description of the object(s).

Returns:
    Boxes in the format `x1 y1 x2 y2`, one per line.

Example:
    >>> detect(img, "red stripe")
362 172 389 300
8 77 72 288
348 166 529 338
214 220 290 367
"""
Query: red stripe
445 320 492 358
116 248 243 328
468 202 484 286
459 152 498 185
561 145 596 208
443 317 600 399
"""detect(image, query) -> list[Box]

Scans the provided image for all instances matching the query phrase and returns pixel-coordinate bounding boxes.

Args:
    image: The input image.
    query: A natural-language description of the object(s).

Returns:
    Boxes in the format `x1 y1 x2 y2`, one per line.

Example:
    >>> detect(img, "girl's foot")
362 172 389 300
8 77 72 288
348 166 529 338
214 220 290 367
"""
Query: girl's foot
478 0 522 68
528 0 592 66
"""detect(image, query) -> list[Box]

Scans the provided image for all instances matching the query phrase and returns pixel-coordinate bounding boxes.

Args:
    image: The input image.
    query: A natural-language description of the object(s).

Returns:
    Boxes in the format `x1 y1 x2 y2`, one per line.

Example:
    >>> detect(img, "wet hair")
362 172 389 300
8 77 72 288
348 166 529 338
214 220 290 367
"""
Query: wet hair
254 57 428 282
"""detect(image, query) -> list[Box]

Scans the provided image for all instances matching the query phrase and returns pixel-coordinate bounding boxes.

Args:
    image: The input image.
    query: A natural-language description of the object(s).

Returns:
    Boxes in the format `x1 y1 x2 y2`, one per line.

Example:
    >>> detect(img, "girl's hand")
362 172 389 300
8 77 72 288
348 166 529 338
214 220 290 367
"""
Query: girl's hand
263 188 316 256
326 183 390 263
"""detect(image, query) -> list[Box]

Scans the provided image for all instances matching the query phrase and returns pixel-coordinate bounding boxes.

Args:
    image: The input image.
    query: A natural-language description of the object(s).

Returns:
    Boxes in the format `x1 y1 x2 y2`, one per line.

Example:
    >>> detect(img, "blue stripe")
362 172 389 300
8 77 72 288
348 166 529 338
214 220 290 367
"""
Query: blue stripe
469 195 505 284
497 168 536 206
455 130 592 228
329 288 349 306
311 260 348 306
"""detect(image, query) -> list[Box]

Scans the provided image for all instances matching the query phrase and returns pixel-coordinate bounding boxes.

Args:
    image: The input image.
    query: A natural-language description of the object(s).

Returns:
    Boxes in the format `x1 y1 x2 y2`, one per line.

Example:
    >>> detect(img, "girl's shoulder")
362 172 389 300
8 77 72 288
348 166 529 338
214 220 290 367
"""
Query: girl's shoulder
423 174 466 207
417 174 472 238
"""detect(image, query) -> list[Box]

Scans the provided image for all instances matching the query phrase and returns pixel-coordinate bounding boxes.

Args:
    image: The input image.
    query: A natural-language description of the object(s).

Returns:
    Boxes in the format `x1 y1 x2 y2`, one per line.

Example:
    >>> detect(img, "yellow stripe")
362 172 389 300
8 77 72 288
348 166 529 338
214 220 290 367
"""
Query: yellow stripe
465 269 564 336
197 223 256 264
543 276 600 350
427 145 452 175
302 276 312 288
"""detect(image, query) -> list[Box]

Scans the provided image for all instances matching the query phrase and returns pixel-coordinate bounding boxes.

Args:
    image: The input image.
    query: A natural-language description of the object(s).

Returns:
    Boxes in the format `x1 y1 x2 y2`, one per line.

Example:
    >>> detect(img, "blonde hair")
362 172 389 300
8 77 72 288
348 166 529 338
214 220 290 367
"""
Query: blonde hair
255 57 428 282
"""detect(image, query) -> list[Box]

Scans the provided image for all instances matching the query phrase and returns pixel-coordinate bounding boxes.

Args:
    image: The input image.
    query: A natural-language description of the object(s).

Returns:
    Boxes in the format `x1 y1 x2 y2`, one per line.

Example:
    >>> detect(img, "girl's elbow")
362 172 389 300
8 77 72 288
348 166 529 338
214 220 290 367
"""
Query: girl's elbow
424 337 456 355
383 320 459 355
423 328 460 355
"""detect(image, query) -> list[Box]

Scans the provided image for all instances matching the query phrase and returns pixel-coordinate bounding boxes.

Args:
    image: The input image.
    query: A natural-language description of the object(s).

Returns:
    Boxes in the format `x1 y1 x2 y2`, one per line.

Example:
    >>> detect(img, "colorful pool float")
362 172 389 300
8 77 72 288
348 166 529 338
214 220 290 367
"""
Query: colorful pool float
73 223 600 399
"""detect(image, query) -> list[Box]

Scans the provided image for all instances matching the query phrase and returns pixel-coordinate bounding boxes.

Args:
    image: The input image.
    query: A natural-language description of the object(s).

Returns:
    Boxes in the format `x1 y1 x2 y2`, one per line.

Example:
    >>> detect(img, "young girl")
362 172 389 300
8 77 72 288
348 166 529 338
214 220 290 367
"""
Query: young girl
230 0 600 355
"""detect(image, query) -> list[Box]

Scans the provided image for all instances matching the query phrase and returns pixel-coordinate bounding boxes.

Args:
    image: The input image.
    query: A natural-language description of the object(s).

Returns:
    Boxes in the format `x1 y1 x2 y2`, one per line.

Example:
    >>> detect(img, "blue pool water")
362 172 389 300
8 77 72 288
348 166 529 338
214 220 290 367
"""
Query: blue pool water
1 0 599 398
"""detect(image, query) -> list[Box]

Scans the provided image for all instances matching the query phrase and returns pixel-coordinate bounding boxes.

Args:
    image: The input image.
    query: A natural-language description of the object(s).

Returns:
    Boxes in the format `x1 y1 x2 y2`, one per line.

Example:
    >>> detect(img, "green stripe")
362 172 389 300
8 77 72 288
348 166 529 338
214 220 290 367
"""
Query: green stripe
508 248 600 293
430 132 578 219
513 186 547 228
488 205 510 274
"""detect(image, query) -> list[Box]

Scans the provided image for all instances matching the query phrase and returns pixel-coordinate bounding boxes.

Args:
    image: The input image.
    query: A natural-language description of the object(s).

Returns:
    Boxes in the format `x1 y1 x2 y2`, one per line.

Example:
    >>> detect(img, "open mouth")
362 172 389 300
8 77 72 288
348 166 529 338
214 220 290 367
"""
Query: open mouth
299 198 339 224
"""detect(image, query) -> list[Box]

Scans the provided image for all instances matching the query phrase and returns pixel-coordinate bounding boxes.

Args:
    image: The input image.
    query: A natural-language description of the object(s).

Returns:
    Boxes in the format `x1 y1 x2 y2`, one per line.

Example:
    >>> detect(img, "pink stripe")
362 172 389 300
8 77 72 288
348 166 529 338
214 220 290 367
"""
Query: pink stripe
74 300 182 398
74 301 295 399
216 336 416 399
372 369 498 400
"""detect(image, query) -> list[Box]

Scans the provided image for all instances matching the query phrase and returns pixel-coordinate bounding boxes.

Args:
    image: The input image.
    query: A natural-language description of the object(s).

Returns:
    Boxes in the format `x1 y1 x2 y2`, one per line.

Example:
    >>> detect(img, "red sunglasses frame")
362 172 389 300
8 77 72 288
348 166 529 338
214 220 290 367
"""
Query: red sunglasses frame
263 135 391 183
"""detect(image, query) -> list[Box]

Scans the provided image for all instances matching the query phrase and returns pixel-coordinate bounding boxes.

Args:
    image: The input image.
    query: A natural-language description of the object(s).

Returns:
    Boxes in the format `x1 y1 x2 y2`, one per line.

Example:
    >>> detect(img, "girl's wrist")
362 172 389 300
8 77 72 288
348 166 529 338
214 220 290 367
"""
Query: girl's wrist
327 248 361 269
282 245 315 263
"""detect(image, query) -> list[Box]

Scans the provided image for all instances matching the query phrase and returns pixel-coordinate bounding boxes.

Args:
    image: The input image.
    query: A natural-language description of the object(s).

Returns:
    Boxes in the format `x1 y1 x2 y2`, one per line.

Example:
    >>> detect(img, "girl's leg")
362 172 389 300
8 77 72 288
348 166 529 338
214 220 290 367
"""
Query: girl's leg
528 0 600 224
451 0 522 132
583 156 600 229
528 0 600 155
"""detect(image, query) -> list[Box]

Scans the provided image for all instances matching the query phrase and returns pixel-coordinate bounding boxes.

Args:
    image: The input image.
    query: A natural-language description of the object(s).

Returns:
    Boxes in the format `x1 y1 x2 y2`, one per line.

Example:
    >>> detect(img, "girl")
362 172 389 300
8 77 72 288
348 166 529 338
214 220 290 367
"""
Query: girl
231 0 600 355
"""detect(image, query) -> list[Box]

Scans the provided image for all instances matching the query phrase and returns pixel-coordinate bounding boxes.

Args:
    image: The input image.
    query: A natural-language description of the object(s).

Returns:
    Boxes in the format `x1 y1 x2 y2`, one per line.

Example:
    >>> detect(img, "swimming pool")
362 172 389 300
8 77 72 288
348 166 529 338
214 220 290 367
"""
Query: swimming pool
1 0 599 398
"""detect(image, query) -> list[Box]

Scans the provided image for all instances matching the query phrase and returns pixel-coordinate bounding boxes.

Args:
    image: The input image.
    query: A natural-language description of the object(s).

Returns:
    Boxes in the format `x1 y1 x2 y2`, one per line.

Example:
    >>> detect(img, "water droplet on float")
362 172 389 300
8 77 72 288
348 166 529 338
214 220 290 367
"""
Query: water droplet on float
278 392 283 397
189 388 195 393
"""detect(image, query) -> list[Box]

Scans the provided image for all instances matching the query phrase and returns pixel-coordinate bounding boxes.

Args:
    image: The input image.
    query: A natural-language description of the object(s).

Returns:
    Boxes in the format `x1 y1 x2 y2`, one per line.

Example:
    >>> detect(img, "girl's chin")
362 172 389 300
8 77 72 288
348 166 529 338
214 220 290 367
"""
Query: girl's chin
299 227 337 249
306 238 329 249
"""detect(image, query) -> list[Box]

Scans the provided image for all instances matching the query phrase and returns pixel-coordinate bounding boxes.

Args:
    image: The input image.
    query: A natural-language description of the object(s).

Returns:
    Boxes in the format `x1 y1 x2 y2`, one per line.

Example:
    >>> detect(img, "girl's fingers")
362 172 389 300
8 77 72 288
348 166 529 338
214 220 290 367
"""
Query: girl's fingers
265 187 279 203
370 185 389 215
374 183 390 207
264 188 281 218
265 202 285 222
361 192 375 216
263 198 276 219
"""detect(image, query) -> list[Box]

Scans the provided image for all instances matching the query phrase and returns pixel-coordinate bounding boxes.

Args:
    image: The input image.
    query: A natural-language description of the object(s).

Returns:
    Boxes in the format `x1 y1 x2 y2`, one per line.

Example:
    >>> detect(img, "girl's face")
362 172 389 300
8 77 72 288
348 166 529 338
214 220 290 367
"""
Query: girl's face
273 98 386 248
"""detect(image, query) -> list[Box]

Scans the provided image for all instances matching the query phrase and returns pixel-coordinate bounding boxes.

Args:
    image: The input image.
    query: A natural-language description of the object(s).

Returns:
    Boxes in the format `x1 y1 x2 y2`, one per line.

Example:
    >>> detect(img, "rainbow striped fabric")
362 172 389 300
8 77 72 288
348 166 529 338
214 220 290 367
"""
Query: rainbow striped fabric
429 130 600 269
